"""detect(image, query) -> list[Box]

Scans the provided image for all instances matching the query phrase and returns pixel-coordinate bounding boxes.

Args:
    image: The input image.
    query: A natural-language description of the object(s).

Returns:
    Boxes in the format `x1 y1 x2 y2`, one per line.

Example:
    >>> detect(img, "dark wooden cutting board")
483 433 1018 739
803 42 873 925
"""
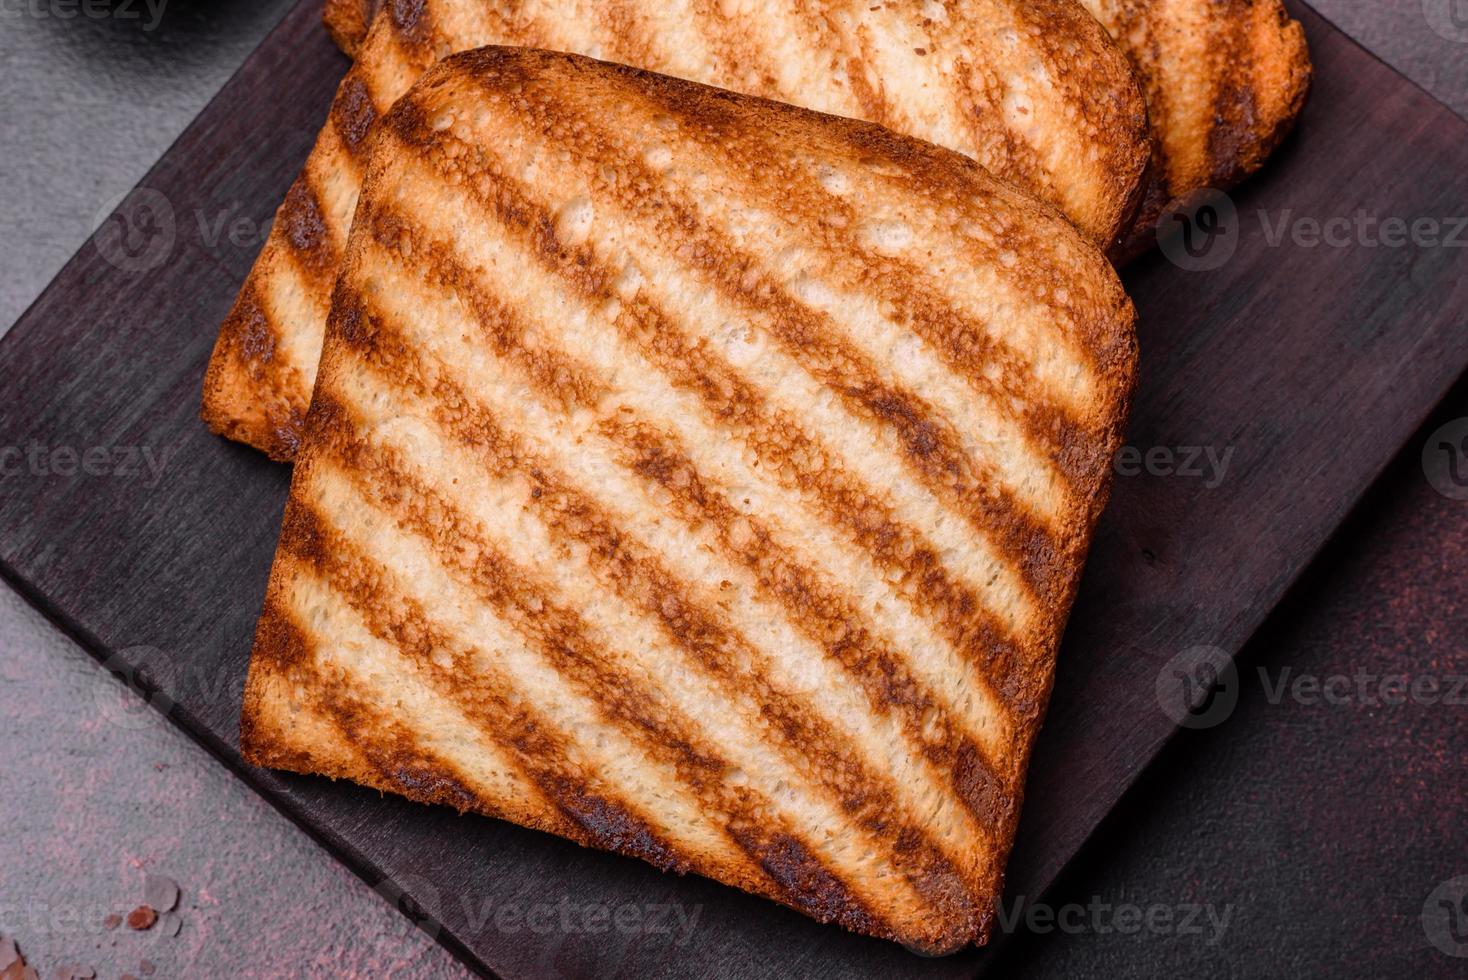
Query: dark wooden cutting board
2 2 1466 977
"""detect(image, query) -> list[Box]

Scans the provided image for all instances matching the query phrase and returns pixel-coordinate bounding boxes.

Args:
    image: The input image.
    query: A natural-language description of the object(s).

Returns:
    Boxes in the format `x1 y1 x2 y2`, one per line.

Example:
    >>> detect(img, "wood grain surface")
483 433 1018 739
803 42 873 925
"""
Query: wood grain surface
1 3 1466 977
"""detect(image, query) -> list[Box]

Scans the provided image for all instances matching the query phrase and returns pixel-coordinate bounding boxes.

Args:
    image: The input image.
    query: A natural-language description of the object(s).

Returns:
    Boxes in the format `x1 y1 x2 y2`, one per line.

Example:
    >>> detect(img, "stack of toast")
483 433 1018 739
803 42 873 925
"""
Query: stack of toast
216 0 1310 951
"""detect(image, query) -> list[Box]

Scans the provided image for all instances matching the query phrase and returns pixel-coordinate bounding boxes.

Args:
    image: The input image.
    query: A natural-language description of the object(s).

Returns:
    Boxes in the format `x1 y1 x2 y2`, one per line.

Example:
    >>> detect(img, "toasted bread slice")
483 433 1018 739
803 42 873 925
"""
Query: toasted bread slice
1077 0 1311 256
206 0 1149 461
323 0 376 58
322 1 1311 258
240 48 1138 950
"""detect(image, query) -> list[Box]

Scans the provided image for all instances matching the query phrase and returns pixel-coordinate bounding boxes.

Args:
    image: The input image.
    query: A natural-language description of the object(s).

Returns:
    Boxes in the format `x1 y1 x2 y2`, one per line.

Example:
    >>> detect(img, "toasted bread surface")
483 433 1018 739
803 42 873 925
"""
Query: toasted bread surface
1078 0 1312 255
206 0 1149 460
240 48 1138 950
323 0 377 58
322 1 1312 256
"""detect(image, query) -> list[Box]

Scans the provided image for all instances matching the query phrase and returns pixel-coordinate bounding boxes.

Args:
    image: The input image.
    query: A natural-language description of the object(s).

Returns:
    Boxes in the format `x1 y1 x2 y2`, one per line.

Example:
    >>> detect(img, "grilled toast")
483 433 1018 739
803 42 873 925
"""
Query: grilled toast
204 0 1150 461
1078 0 1311 257
240 48 1138 950
321 0 1313 258
323 0 376 58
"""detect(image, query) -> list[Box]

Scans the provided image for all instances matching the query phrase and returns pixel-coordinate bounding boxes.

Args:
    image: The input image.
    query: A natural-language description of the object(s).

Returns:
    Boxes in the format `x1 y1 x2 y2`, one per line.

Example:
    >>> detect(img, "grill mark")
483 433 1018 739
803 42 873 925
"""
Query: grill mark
685 0 811 99
309 378 990 913
254 599 498 813
329 298 1018 888
303 395 967 924
203 252 317 460
275 177 338 283
387 0 431 45
220 281 277 373
375 140 1060 720
1205 16 1257 186
730 827 880 932
417 85 1068 605
278 501 692 873
350 205 1034 771
380 131 1059 640
243 602 382 781
997 0 1125 222
355 196 1032 731
331 73 380 160
612 66 1102 428
605 417 1022 778
591 0 668 68
841 17 890 124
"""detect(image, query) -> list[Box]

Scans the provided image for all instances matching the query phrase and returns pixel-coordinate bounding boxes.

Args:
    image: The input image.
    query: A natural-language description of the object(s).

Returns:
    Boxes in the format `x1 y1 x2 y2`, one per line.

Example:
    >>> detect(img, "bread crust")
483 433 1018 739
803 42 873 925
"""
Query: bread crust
241 47 1138 952
1079 0 1313 257
206 0 1151 459
322 0 378 58
320 2 1312 262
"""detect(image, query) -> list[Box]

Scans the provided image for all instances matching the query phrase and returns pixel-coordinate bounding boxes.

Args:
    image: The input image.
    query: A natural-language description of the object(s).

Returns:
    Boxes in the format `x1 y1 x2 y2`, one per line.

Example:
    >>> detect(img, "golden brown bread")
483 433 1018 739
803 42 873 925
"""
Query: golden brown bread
322 0 1313 258
1079 0 1312 256
323 0 376 58
206 0 1150 461
240 47 1138 950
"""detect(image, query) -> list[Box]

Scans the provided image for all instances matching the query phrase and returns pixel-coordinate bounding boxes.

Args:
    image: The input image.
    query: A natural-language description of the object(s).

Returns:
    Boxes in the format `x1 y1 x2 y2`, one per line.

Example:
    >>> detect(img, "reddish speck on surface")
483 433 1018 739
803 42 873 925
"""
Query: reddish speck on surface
125 907 157 931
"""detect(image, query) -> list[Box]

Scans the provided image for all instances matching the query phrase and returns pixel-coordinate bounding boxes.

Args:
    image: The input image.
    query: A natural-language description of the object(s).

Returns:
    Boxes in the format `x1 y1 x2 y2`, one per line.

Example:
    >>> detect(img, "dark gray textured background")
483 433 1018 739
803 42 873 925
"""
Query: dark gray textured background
2 2 1465 977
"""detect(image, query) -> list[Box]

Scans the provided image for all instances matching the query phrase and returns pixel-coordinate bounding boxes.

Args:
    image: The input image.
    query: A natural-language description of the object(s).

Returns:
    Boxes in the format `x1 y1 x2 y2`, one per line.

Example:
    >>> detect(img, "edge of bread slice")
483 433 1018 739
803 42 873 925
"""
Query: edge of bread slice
323 0 377 59
241 46 1138 952
1081 0 1312 257
322 1 1312 263
204 0 1149 461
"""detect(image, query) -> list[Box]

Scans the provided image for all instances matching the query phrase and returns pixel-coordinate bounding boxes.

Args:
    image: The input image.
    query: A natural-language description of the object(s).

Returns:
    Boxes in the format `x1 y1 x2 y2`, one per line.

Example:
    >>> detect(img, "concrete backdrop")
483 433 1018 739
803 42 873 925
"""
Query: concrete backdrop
2 2 1465 977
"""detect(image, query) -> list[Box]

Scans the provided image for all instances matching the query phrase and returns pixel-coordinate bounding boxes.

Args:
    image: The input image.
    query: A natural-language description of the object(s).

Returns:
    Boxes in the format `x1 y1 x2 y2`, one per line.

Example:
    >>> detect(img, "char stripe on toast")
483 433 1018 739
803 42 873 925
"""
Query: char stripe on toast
1077 0 1311 257
240 48 1138 951
325 0 1312 260
206 0 1149 461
